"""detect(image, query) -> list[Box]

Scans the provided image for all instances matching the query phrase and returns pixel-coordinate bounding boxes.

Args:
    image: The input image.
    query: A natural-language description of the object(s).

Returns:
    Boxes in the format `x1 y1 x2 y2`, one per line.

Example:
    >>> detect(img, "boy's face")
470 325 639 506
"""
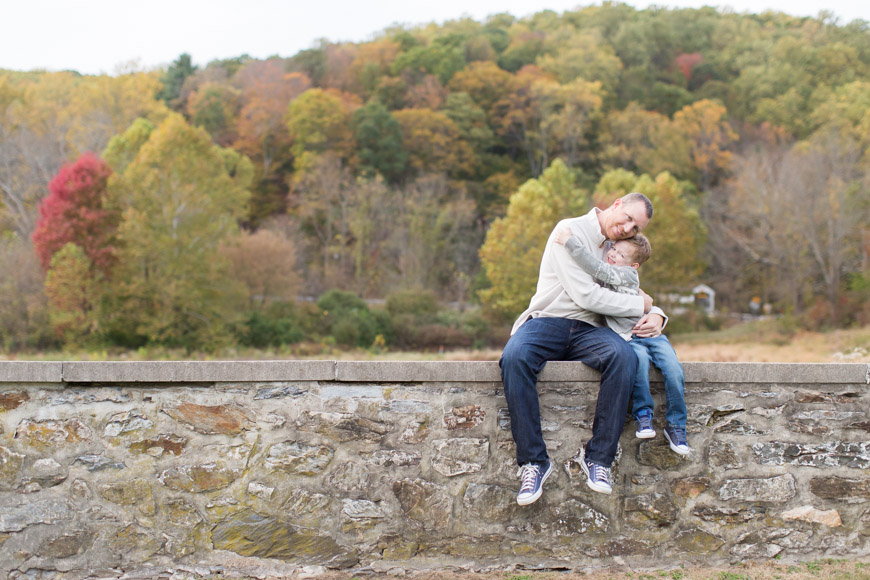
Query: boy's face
606 240 639 268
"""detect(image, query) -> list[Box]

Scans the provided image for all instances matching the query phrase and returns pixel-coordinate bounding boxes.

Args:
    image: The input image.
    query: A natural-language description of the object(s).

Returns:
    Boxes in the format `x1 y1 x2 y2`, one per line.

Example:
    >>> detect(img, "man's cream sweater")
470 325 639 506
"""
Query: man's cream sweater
510 208 646 336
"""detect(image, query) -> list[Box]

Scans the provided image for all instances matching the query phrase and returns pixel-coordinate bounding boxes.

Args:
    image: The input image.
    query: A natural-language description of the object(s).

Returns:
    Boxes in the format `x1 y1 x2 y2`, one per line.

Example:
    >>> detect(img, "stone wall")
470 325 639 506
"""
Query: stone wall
0 361 868 578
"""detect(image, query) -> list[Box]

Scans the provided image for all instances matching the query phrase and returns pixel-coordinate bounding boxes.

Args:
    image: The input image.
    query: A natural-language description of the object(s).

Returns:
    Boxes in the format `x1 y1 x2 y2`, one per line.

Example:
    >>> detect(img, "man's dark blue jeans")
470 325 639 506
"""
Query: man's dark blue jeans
499 317 638 468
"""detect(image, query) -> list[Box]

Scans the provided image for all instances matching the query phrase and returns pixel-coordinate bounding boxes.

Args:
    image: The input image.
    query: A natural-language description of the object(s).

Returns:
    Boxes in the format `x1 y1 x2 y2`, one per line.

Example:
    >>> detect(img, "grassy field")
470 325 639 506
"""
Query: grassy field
4 319 870 363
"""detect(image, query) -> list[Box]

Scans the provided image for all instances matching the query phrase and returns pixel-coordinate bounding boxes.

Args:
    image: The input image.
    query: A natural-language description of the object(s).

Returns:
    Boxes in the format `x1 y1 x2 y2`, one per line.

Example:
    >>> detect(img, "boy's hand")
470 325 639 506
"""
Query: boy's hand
553 225 571 245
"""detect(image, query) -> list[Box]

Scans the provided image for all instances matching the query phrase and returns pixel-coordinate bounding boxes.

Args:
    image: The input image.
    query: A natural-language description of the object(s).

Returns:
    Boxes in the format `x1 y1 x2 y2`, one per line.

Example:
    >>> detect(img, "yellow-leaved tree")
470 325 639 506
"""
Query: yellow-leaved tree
593 169 707 296
102 113 253 351
478 159 588 323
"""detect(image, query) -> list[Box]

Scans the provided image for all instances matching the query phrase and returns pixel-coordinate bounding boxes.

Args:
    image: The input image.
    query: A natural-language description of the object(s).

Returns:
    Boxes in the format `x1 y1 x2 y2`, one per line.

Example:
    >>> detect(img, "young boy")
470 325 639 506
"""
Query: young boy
554 225 691 455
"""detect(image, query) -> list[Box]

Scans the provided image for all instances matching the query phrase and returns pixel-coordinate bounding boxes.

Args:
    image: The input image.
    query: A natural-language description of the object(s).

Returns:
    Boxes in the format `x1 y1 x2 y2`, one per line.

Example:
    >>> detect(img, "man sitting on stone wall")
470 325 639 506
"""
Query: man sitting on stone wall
500 192 666 504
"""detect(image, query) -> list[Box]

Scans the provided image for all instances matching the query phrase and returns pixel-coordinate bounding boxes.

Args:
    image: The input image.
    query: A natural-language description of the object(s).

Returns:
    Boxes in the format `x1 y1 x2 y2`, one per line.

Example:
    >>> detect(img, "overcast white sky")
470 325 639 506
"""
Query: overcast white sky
2 0 866 75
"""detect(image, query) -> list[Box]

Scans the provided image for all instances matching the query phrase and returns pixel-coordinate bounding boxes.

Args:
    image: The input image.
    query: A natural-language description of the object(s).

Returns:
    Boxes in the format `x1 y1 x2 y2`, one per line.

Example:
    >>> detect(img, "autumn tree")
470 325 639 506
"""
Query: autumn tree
671 99 737 190
221 229 300 308
186 82 240 146
157 53 198 110
104 113 253 350
31 152 119 274
705 131 869 323
352 100 407 183
393 108 475 178
536 29 623 96
478 160 588 321
285 88 357 173
0 238 54 350
43 243 102 348
447 61 517 121
387 174 481 302
593 169 706 296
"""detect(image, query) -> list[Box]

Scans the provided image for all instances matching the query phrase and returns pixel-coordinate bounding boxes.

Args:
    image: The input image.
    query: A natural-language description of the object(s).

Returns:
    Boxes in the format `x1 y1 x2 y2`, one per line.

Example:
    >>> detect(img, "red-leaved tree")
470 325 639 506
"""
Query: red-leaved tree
31 152 119 274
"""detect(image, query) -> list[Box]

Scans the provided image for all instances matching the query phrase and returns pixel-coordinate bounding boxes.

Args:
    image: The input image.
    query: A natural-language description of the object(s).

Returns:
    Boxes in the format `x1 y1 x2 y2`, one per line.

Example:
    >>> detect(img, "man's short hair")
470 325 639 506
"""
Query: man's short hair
623 233 652 266
622 192 653 220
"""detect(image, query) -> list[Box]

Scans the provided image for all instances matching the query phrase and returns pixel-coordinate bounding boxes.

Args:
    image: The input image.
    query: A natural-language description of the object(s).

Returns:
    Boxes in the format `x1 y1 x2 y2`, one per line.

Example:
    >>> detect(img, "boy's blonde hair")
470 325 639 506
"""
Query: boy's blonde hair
622 233 651 266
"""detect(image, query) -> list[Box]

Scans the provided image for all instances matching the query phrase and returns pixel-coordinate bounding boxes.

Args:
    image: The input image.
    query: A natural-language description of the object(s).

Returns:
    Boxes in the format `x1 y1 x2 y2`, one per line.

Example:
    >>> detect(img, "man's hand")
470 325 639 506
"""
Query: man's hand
553 225 571 245
639 288 653 313
633 313 664 338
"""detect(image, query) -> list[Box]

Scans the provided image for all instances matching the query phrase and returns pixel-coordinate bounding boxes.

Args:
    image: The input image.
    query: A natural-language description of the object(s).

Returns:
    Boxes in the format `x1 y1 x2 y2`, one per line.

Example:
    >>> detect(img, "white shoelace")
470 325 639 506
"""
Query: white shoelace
517 463 541 493
588 462 611 484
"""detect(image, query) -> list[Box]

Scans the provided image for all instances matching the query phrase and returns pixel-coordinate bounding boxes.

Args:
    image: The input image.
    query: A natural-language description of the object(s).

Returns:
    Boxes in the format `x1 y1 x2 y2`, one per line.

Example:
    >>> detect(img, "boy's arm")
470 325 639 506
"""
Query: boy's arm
564 237 639 291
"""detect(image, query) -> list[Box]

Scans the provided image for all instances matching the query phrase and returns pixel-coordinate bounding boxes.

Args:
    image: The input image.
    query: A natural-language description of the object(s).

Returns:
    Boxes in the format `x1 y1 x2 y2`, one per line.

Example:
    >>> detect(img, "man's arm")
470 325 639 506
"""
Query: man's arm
547 221 646 318
563 236 639 291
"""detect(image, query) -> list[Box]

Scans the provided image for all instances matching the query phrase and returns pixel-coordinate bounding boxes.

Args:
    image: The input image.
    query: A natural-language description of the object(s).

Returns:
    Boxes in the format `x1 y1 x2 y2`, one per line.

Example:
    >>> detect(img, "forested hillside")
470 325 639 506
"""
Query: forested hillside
1 4 868 352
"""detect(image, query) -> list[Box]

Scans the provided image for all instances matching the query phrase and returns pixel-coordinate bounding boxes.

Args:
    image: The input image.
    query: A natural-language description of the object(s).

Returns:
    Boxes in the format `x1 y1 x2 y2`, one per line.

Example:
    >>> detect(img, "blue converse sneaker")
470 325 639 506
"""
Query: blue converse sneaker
579 447 613 495
664 425 691 456
635 410 656 439
516 459 552 505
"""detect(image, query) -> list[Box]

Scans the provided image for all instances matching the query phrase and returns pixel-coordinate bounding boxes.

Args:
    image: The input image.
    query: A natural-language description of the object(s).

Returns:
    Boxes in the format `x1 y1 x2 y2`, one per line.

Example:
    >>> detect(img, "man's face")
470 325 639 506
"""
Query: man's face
606 240 638 267
602 200 650 240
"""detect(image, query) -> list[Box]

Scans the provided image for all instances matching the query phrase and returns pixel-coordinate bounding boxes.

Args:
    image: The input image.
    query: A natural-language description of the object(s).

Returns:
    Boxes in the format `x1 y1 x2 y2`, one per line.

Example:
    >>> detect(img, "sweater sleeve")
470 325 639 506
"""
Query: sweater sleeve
548 223 644 318
564 237 639 292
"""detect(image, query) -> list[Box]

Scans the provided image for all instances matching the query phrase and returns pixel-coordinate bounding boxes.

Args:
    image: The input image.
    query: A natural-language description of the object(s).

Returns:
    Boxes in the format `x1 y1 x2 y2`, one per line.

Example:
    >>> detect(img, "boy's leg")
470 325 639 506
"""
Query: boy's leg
645 335 687 428
565 322 637 467
500 317 574 466
628 338 655 418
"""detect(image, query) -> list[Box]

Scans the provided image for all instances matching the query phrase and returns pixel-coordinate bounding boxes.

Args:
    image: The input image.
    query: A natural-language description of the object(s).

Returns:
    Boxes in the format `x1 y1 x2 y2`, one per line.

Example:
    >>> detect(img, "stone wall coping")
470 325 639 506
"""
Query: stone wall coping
0 360 867 384
0 361 63 383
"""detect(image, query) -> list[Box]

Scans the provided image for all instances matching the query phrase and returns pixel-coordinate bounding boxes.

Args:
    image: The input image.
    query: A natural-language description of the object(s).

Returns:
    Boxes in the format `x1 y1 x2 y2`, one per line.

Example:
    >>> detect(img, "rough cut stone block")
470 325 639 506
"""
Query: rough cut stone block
462 483 519 521
39 387 131 406
341 498 387 521
794 390 861 404
210 509 359 568
14 418 92 446
99 478 154 515
781 505 842 527
325 461 371 493
443 405 486 430
431 437 489 477
752 441 870 469
624 492 677 527
0 446 25 489
809 476 870 503
672 476 710 498
673 528 725 553
106 524 164 563
0 498 74 532
103 410 154 437
392 478 453 530
74 454 126 471
157 463 241 492
718 473 796 503
508 499 608 538
161 402 254 435
0 389 29 410
693 504 767 524
296 410 388 443
128 434 186 457
37 530 95 559
362 449 421 467
264 441 334 475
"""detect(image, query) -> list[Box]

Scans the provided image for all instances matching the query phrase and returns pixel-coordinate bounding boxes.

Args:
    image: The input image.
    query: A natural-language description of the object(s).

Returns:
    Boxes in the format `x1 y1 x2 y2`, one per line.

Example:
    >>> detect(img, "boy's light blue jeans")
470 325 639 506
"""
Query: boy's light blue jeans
629 334 687 428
